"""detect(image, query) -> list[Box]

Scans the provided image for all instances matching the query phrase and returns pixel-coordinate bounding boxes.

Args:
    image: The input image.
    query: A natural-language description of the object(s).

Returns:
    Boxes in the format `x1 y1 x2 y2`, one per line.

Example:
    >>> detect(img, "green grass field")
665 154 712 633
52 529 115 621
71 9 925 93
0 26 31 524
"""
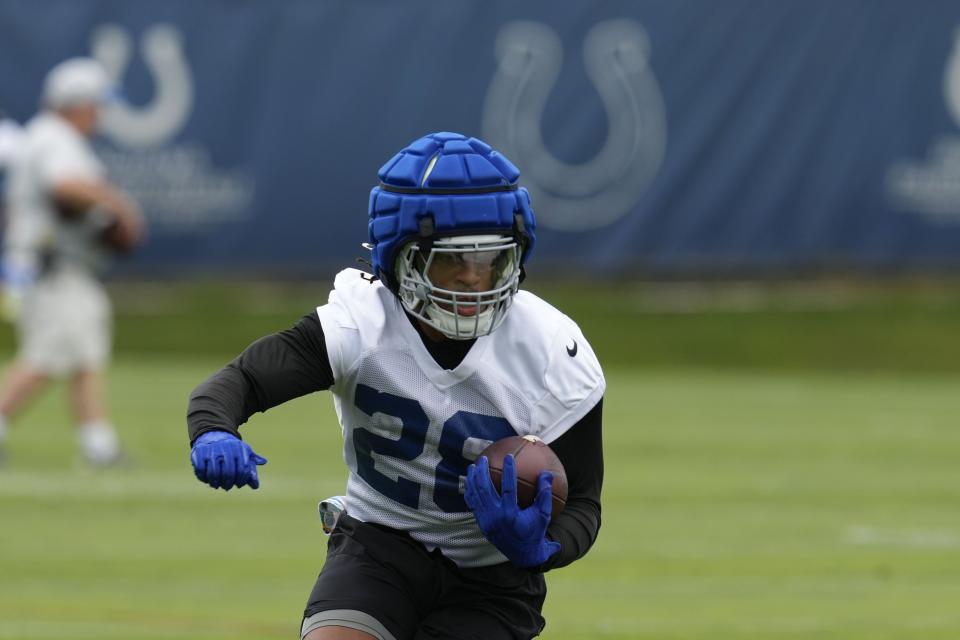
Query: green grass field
1 279 960 639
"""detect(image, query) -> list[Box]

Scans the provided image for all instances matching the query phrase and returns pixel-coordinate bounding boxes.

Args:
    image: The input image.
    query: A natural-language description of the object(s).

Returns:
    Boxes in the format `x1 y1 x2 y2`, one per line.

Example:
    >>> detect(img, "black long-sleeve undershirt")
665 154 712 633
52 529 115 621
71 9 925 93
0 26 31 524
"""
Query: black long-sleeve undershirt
187 312 603 571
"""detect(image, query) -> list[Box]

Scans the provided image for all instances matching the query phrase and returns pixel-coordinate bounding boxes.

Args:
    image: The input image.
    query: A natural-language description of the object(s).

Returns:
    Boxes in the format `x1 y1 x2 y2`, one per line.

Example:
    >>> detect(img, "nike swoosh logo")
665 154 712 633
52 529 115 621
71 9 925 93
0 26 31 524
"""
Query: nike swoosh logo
566 340 578 357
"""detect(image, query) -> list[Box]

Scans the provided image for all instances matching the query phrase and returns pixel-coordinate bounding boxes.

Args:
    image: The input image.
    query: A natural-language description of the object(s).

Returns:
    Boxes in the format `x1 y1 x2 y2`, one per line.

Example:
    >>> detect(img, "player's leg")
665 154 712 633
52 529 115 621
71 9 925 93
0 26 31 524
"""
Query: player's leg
303 625 381 639
414 562 547 640
0 364 51 459
301 514 435 640
66 275 122 465
69 368 122 465
68 368 106 423
0 364 51 416
0 274 58 421
303 499 373 639
0 273 72 459
0 275 57 459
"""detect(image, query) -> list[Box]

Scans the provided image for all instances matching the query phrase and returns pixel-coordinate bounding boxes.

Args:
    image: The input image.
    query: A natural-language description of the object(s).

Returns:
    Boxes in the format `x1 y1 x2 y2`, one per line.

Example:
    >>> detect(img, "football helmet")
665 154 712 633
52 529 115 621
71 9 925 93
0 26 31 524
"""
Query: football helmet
368 132 536 340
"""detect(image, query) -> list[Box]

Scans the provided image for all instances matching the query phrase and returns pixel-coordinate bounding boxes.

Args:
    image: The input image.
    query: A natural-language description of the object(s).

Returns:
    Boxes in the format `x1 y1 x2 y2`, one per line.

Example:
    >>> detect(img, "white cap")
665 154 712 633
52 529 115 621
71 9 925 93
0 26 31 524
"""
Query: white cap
42 58 114 109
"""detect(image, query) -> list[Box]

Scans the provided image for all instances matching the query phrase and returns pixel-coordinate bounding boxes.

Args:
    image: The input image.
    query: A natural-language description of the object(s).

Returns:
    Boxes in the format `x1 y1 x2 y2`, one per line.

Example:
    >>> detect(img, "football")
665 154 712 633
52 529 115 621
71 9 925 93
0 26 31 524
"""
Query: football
478 435 568 521
100 219 138 253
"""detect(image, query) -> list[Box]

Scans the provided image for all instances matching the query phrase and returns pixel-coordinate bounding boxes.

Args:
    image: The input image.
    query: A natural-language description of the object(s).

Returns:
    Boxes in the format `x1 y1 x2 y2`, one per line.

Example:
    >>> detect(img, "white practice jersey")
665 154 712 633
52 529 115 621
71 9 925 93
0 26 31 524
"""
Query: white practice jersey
317 268 606 567
3 112 108 276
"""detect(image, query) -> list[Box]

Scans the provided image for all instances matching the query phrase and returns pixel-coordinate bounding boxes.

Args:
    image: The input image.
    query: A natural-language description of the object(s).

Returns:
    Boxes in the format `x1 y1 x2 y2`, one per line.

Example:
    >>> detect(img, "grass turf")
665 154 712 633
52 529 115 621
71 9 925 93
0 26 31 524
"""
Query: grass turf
1 356 959 639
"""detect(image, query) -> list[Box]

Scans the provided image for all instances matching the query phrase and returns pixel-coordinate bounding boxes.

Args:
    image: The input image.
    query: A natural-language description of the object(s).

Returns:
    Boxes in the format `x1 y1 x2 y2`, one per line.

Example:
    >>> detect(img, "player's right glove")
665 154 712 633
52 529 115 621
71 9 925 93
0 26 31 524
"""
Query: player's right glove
190 430 267 491
464 454 561 568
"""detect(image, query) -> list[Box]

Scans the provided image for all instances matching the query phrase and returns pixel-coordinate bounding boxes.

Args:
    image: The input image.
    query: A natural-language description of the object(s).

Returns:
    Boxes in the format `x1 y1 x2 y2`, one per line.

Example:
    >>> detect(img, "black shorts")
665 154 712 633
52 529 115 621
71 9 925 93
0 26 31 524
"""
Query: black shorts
302 513 547 640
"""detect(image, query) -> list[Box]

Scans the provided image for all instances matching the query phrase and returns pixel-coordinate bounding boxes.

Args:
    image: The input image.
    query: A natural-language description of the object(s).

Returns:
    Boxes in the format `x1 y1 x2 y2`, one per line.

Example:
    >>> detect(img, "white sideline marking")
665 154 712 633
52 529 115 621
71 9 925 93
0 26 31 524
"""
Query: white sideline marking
845 525 960 549
0 470 318 500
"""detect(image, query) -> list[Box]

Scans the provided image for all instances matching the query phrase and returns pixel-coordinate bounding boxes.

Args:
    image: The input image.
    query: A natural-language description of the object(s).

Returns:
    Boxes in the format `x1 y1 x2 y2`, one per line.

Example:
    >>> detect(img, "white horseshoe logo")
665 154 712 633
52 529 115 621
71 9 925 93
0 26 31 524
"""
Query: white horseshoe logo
91 24 193 149
482 19 667 231
944 27 960 129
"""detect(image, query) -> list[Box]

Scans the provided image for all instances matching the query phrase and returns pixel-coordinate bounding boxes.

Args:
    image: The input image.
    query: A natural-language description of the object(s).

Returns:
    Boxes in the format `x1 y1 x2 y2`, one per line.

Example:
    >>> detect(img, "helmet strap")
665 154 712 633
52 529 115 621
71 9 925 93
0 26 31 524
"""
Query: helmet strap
513 212 531 282
417 216 436 253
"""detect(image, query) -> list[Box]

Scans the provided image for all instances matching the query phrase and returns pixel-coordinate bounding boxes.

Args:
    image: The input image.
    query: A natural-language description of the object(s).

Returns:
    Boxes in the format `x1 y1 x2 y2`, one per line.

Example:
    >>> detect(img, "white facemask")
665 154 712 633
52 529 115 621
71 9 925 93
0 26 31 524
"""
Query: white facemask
394 234 522 340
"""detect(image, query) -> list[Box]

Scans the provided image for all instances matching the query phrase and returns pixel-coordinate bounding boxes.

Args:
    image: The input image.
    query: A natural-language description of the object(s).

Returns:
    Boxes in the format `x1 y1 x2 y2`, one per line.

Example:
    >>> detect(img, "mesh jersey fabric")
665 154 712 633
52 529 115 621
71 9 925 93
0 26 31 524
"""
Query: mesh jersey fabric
316 268 605 567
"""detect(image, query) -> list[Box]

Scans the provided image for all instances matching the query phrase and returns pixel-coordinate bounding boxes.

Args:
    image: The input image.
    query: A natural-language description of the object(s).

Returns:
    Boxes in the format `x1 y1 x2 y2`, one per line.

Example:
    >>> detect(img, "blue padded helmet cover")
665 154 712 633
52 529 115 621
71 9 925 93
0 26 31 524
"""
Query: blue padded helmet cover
368 132 536 290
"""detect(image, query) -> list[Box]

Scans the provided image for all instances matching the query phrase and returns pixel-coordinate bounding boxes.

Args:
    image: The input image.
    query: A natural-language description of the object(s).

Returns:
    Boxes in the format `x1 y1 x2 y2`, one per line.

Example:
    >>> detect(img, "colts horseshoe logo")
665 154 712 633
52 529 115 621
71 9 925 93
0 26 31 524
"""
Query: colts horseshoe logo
91 24 193 149
482 19 667 231
944 27 960 129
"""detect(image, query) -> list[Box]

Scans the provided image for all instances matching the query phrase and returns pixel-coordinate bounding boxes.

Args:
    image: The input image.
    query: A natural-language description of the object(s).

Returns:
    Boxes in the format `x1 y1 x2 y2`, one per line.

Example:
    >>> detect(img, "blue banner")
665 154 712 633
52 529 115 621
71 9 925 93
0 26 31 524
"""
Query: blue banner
2 1 960 275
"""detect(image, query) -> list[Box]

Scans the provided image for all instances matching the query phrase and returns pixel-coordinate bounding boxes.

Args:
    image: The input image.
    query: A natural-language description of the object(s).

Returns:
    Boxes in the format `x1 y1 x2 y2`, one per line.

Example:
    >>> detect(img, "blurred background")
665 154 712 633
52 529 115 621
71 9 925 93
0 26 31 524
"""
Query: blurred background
1 1 960 639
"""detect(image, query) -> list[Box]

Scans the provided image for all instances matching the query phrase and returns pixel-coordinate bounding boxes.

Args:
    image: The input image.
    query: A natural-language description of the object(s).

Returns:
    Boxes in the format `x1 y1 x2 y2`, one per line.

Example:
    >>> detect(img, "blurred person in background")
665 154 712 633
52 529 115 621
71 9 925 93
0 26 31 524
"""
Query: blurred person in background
0 108 24 256
187 132 605 640
0 108 25 317
0 58 145 465
0 108 24 185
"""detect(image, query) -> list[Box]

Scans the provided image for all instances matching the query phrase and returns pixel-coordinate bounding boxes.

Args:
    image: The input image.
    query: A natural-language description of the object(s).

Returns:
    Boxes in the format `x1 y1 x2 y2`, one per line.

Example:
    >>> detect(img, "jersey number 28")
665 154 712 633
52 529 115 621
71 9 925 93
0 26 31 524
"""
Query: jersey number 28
353 384 517 512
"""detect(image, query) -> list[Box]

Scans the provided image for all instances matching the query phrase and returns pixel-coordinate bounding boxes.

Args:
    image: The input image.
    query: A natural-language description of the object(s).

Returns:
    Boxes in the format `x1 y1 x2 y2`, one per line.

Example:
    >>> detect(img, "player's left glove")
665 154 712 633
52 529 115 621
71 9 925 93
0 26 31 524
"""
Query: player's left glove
190 430 267 491
464 454 561 568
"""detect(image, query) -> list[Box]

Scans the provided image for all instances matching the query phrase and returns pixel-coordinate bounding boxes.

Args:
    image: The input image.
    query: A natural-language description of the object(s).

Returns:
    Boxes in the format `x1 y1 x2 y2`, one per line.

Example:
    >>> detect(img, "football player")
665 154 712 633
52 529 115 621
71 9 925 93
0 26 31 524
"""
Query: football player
187 132 605 640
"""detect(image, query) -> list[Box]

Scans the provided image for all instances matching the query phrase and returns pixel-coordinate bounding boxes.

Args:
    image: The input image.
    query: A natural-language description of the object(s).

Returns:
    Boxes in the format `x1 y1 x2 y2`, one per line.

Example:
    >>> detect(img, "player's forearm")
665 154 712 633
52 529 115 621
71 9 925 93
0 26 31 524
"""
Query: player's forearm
53 178 146 249
186 362 259 443
538 398 604 571
542 496 601 570
53 178 137 219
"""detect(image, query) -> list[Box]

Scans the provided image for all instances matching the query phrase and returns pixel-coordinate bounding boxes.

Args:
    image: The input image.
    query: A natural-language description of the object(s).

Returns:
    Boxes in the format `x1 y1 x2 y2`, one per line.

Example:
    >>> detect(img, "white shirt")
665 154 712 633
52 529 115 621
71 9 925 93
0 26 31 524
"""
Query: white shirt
317 268 605 567
3 111 107 276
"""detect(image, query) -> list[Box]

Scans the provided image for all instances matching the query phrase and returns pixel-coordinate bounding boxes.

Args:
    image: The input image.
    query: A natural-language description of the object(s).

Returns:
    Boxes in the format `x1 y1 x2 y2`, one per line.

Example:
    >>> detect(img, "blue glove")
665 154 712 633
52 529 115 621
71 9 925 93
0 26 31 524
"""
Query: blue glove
190 431 268 491
464 454 561 568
